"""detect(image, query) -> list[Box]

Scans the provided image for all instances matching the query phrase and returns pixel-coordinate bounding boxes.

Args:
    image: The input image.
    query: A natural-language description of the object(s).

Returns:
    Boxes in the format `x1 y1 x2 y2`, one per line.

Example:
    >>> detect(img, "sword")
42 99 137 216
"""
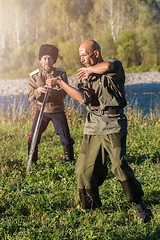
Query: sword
26 73 61 173
26 87 50 173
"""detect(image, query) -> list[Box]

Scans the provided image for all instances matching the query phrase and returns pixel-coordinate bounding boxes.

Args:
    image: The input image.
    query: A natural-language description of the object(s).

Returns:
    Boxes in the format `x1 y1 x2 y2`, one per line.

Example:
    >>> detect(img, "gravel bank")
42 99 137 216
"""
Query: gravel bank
0 71 160 96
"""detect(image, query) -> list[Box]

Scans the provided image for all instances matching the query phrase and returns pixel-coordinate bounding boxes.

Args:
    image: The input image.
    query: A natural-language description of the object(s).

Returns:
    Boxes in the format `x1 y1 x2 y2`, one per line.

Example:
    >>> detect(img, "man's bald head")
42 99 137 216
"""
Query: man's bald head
79 40 103 66
79 40 101 54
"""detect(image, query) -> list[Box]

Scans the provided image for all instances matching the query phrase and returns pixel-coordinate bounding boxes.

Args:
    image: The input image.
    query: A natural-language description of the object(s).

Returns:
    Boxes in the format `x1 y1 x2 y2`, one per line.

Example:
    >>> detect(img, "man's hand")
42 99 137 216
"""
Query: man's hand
37 86 47 94
45 76 61 88
76 67 91 81
46 75 85 103
76 62 115 81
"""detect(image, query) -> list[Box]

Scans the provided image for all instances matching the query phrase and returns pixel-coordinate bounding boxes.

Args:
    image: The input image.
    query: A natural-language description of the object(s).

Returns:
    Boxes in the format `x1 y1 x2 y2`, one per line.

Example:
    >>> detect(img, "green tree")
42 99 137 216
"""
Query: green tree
39 0 79 42
56 40 81 74
135 1 158 65
1 0 160 76
96 30 117 60
88 0 134 42
117 29 139 68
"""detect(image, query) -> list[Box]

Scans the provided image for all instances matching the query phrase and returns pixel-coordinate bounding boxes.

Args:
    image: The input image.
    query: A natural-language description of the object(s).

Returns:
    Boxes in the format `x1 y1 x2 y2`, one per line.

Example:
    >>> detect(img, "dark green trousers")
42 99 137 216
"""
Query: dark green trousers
75 133 144 209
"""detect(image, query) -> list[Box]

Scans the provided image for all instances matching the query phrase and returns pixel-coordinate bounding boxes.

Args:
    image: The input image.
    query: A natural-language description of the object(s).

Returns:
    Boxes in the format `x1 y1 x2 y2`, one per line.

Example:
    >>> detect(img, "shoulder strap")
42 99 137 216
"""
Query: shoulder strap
55 67 66 73
29 69 39 76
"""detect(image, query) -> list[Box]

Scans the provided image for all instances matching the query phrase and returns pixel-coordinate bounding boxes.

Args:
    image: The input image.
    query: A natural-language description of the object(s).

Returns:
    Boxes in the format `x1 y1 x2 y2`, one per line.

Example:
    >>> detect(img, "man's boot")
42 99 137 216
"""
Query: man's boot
28 142 38 165
120 176 150 223
79 187 102 210
120 176 144 202
133 199 150 223
63 145 74 163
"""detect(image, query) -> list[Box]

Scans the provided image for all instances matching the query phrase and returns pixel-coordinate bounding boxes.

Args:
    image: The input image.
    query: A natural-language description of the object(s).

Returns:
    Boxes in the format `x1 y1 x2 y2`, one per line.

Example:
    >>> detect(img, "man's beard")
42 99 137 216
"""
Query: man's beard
44 65 52 72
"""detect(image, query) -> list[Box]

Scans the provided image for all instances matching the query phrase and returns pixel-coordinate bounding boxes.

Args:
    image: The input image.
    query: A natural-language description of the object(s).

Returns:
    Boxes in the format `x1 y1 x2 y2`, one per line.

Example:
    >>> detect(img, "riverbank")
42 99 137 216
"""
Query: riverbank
0 71 160 96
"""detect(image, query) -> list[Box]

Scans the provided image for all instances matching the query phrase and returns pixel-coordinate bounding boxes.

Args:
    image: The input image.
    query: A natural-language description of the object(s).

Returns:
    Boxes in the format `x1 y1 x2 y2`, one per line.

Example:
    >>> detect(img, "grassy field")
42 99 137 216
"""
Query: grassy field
0 104 160 240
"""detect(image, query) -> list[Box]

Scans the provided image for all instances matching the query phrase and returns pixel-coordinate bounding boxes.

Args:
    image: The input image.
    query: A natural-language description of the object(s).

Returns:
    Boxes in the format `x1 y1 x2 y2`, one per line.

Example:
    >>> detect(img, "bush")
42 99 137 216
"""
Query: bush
117 29 139 68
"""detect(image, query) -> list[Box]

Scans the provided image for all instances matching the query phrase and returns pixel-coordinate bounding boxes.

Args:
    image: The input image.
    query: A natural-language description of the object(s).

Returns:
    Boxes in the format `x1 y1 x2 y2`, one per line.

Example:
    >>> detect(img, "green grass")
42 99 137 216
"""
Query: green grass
0 105 160 240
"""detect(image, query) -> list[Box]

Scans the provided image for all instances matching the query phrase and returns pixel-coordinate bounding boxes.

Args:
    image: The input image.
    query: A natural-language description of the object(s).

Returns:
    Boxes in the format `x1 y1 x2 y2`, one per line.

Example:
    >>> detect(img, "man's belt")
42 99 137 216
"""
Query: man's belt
37 100 54 107
92 108 124 115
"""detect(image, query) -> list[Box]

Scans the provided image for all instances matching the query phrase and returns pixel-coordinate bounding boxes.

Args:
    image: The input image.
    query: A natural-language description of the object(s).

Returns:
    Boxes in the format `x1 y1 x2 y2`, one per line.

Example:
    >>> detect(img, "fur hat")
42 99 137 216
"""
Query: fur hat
39 44 58 64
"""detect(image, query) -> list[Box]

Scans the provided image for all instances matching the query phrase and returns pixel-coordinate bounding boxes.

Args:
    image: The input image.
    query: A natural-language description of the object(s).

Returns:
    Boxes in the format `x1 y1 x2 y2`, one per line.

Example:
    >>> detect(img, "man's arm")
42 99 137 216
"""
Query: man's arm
45 77 85 104
28 75 47 101
47 70 67 101
76 61 115 81
45 61 115 103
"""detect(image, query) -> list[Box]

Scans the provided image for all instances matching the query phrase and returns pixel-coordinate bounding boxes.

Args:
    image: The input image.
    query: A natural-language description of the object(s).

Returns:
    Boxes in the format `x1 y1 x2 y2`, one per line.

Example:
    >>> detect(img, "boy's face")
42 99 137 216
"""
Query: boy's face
40 55 54 72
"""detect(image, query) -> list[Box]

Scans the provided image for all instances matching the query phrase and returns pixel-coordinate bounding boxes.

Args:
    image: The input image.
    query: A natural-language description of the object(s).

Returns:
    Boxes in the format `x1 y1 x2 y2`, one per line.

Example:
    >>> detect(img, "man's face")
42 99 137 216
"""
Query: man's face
40 55 54 71
79 46 97 67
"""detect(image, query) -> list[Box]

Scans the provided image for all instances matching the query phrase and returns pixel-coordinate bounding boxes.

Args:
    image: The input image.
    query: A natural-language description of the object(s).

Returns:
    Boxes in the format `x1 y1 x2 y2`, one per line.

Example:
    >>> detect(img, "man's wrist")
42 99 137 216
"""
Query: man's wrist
57 76 62 86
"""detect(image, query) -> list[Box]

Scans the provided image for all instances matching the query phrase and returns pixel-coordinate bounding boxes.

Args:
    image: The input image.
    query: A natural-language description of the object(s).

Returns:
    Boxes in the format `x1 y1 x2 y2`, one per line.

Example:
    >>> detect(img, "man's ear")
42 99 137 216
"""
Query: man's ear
94 50 99 58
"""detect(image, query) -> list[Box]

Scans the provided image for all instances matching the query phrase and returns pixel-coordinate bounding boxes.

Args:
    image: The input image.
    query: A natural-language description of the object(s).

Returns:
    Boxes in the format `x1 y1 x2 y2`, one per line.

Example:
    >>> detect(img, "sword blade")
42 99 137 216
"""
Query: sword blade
26 88 50 173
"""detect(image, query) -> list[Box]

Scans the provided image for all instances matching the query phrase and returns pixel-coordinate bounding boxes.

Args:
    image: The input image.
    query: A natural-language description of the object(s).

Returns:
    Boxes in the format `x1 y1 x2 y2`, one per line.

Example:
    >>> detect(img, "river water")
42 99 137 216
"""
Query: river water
125 83 160 115
0 83 160 116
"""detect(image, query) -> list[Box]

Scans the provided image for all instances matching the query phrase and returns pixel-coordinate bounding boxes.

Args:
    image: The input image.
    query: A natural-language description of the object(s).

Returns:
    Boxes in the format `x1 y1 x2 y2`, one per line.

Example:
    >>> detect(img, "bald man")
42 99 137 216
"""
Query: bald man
46 40 150 223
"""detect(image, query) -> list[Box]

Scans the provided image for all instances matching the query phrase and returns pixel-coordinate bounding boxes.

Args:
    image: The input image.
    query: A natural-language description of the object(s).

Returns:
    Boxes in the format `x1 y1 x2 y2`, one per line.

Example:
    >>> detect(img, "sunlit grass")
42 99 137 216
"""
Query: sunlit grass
0 102 160 239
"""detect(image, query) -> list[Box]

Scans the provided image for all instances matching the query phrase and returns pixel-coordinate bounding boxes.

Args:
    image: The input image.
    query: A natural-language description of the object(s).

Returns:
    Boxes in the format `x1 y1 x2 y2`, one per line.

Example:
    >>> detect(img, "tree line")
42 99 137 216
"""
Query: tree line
0 0 160 76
